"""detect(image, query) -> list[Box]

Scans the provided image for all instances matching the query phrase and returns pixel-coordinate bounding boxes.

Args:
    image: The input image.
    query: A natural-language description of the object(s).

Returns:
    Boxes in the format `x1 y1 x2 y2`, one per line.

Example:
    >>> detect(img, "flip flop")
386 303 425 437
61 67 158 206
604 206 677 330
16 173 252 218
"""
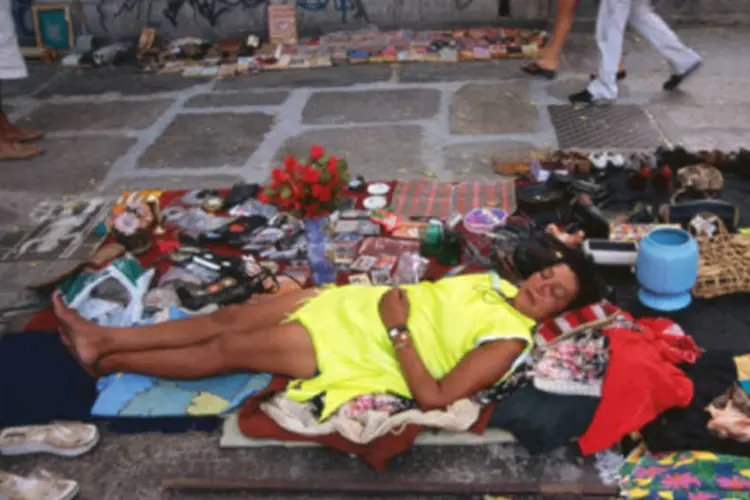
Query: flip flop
0 422 99 457
2 127 44 143
521 62 556 80
0 141 43 160
0 471 79 500
663 60 702 91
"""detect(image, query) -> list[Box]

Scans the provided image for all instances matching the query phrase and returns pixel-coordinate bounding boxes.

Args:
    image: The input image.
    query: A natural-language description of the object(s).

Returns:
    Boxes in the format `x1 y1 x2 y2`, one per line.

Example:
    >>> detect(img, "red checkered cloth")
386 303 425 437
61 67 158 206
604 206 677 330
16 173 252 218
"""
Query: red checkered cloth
452 180 516 216
390 179 453 218
390 179 516 219
534 300 625 346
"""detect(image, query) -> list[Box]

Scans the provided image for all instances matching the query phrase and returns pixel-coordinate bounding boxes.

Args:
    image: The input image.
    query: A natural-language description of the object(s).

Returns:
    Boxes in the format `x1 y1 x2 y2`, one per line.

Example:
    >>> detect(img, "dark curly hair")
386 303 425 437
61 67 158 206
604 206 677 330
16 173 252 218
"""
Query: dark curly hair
512 232 608 310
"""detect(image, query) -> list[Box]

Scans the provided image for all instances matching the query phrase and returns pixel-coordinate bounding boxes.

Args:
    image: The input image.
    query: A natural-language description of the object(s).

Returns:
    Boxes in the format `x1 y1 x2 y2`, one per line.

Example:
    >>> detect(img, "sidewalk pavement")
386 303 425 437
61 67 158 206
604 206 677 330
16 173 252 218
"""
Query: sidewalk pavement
0 26 748 499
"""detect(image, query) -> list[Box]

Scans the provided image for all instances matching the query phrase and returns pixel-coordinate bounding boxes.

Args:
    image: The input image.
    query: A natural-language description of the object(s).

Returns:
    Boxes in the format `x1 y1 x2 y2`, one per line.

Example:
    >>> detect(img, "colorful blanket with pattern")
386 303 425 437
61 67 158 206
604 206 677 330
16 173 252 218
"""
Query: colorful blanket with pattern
91 306 272 417
620 446 750 500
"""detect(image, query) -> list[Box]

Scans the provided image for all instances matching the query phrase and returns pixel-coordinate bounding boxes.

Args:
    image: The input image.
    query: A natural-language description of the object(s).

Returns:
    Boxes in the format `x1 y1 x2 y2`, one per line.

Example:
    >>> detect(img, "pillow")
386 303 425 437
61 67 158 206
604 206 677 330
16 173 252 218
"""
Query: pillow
534 300 625 346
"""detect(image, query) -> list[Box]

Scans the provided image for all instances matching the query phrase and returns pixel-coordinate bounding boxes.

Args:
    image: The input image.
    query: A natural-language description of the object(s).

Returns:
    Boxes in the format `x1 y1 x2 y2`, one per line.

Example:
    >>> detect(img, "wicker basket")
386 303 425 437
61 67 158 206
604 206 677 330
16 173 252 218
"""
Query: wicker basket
691 213 750 299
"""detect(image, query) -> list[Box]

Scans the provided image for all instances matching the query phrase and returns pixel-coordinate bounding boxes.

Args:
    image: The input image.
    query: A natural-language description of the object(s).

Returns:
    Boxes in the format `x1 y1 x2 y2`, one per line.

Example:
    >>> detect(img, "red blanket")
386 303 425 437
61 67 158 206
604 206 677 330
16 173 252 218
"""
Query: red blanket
238 377 495 471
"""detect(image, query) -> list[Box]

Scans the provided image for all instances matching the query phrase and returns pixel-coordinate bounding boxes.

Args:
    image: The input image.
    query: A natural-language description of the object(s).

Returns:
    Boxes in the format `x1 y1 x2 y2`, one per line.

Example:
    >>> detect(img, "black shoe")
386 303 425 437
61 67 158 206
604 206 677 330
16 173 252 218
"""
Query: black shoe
568 89 595 105
589 70 628 81
663 60 702 91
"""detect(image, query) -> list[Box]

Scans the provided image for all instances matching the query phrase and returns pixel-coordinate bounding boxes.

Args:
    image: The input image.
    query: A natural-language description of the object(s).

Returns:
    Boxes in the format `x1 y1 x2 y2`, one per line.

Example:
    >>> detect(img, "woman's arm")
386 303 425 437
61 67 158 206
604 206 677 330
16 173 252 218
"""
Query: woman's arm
379 288 527 411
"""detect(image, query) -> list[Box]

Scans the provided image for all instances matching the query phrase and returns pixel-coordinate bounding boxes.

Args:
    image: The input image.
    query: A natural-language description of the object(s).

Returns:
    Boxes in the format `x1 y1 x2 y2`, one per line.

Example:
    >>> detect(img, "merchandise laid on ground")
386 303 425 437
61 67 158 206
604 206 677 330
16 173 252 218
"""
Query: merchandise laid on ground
2 144 750 499
38 8 546 77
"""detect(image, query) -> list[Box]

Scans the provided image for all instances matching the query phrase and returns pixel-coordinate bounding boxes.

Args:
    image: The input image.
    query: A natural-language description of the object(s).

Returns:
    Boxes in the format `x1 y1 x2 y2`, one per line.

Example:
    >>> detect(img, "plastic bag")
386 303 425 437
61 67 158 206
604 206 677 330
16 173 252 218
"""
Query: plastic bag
392 252 429 285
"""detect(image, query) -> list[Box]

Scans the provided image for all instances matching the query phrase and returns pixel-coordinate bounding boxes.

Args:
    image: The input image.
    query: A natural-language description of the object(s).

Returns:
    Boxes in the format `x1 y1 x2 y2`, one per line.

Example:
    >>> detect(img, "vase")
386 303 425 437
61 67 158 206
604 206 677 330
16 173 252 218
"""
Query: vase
303 216 337 285
636 227 699 311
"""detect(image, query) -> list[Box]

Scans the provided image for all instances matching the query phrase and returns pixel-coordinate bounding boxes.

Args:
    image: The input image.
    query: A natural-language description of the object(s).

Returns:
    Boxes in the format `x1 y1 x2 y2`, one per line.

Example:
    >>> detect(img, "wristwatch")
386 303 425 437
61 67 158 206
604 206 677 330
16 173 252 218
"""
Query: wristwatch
388 325 409 339
388 325 411 351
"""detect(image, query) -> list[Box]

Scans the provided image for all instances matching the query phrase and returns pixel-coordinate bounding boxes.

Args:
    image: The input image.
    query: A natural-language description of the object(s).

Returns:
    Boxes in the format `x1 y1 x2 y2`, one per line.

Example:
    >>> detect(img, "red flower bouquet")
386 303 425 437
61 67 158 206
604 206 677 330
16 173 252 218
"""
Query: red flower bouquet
260 145 350 218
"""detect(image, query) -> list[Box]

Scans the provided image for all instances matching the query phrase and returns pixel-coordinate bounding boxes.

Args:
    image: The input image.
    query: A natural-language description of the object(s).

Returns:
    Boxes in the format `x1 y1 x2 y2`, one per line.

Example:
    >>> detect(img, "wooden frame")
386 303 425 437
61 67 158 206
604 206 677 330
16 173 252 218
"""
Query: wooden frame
32 4 75 53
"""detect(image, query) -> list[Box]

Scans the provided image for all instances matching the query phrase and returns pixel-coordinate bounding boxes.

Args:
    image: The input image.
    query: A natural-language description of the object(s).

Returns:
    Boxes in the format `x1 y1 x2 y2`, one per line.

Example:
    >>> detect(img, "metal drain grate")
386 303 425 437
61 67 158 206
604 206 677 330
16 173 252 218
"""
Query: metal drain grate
549 104 668 150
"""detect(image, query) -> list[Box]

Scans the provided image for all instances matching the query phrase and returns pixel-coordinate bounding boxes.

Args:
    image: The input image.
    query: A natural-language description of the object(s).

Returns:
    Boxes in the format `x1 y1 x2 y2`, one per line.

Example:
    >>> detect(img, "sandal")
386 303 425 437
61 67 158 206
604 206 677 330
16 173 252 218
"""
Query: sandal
521 61 556 80
2 127 44 143
0 422 99 457
0 141 43 160
0 471 79 500
27 242 127 293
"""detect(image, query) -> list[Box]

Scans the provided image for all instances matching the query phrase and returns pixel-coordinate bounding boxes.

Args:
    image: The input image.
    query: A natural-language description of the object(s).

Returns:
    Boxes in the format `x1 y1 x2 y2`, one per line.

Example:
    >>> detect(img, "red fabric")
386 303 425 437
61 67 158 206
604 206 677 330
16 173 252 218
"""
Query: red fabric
577 318 701 455
238 377 495 471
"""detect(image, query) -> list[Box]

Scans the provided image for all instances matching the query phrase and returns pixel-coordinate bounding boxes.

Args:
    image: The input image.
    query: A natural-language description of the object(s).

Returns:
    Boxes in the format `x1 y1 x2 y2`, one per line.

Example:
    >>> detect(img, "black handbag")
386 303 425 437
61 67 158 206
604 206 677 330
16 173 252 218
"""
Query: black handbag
660 199 740 233
516 182 566 214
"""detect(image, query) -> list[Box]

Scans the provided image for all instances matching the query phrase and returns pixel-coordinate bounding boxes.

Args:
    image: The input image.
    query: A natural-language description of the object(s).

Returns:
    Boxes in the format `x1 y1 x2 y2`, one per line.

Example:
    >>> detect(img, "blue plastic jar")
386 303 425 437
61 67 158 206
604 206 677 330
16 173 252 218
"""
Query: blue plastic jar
636 227 699 311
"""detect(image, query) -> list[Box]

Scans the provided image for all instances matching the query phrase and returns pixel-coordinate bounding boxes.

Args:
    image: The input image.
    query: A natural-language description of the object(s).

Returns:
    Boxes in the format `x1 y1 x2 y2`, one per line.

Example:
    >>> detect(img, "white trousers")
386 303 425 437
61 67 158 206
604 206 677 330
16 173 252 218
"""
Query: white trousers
587 0 700 100
0 0 28 80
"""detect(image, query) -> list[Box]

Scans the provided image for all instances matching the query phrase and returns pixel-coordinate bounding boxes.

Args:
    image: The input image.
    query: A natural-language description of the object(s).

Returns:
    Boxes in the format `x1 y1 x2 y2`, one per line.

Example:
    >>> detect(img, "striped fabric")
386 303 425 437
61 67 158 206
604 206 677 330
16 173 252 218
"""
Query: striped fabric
534 300 624 346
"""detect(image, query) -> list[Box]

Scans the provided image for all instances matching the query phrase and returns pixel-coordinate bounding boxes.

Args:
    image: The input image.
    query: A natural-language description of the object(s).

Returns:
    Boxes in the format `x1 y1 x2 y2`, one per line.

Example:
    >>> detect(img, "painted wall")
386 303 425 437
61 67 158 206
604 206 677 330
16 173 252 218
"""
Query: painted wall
11 0 750 42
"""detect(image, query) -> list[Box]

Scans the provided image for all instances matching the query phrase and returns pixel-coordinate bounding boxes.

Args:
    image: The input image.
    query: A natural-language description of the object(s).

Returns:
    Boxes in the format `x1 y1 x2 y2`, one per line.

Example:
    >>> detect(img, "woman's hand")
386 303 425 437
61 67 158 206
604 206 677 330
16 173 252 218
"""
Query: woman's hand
378 288 410 329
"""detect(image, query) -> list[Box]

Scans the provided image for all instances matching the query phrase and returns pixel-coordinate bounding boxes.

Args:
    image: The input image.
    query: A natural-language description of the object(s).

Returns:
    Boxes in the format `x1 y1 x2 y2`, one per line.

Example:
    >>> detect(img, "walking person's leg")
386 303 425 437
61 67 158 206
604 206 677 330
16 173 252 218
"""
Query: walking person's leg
0 2 43 160
522 0 578 78
523 0 626 81
570 0 632 104
628 0 702 90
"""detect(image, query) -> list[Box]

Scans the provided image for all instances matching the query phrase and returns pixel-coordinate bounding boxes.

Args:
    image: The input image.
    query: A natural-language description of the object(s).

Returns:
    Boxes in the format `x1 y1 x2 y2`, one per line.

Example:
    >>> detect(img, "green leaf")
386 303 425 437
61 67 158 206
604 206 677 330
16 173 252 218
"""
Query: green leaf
280 186 292 199
320 170 332 184
336 159 348 174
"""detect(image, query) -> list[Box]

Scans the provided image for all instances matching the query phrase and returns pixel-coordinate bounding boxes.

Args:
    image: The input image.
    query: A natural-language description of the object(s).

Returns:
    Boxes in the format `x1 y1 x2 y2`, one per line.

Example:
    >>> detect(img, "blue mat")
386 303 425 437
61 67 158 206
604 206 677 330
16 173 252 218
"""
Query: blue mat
92 306 272 417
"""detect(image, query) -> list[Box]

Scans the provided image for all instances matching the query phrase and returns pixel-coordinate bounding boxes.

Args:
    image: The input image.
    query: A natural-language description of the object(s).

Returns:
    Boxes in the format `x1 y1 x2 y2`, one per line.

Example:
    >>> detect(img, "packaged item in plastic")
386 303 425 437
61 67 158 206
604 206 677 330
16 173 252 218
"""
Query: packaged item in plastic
392 252 429 285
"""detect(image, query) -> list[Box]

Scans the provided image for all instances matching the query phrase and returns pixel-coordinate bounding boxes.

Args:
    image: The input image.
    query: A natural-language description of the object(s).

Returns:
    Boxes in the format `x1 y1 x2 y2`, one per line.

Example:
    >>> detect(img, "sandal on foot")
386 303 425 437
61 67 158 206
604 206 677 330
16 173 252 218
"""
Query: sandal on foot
521 62 556 80
664 60 702 91
3 127 44 143
0 141 43 160
0 422 99 457
0 471 79 500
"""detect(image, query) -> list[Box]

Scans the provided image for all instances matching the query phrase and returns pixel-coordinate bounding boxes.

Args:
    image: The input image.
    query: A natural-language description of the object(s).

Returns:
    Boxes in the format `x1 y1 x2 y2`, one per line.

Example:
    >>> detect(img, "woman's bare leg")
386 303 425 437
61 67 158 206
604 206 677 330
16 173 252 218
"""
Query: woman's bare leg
95 321 317 380
537 0 577 70
52 288 319 365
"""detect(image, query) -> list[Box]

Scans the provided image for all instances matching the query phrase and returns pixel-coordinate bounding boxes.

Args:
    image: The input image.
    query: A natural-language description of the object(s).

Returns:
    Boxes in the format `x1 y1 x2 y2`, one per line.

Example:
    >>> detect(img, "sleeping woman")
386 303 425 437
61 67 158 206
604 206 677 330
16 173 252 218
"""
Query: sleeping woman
53 233 603 420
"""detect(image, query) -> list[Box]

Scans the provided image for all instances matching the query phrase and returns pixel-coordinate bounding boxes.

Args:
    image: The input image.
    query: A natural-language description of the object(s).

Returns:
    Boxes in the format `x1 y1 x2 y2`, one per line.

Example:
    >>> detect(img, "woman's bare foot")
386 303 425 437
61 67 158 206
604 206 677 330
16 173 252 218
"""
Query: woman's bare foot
52 292 107 365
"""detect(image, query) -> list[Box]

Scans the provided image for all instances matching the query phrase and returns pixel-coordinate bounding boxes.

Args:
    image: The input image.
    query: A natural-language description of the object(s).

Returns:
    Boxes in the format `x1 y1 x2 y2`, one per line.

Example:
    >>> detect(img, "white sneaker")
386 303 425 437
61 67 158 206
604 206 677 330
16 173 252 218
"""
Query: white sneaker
589 152 609 169
0 471 79 500
0 423 99 457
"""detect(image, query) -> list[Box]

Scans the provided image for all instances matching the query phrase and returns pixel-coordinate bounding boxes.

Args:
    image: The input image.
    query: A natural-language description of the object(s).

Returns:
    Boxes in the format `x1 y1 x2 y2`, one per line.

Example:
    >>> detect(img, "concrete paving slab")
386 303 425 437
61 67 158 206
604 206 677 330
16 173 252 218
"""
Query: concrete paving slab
101 175 247 194
137 112 275 169
444 141 541 180
302 89 440 125
185 91 290 108
1 137 136 194
1 64 59 98
652 104 750 131
560 33 665 75
16 100 174 132
274 126 427 180
214 65 393 90
36 69 209 98
397 60 531 83
450 82 539 135
674 131 750 152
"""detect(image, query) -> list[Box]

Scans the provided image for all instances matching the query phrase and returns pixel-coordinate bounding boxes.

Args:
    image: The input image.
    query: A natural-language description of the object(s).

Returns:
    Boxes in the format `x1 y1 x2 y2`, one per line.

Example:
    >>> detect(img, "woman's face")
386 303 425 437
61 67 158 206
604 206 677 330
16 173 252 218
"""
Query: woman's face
513 263 580 321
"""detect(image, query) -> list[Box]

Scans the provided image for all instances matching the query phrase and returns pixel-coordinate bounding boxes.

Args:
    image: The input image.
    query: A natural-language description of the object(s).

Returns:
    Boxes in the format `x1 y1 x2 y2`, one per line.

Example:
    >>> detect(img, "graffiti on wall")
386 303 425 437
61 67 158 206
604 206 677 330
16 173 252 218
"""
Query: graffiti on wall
95 0 370 31
11 0 35 40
